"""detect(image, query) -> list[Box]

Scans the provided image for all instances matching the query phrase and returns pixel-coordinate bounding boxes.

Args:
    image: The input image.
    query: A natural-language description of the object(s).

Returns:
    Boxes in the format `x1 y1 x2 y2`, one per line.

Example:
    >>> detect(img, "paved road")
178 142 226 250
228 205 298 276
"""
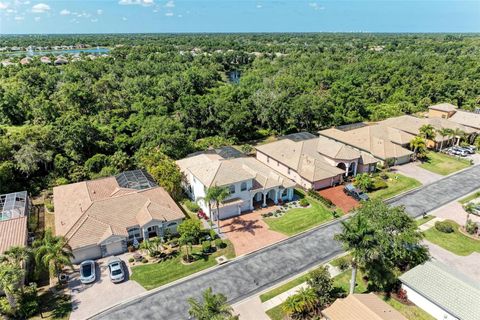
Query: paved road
94 165 480 320
387 165 480 218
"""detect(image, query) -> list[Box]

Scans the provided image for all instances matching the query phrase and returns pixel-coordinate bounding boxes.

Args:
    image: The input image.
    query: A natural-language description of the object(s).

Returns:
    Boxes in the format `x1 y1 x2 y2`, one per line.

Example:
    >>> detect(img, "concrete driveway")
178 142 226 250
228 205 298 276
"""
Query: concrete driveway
392 162 442 185
221 209 287 256
431 200 480 225
69 255 146 320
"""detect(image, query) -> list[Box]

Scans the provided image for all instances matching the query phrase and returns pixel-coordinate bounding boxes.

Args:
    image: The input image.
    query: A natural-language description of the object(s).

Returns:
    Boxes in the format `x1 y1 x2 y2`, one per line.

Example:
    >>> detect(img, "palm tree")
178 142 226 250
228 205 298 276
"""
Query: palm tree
437 128 450 151
334 214 377 294
409 136 427 160
464 202 476 227
33 229 74 281
419 124 435 141
453 128 466 146
282 287 318 317
0 262 24 310
188 287 238 320
205 186 230 233
3 246 31 268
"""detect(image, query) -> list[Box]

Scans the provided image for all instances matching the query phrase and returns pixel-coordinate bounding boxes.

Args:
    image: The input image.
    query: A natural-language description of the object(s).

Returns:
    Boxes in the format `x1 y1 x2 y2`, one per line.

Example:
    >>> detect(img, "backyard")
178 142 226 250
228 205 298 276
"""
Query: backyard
130 240 235 290
369 172 421 200
263 193 334 236
419 151 471 176
423 220 480 256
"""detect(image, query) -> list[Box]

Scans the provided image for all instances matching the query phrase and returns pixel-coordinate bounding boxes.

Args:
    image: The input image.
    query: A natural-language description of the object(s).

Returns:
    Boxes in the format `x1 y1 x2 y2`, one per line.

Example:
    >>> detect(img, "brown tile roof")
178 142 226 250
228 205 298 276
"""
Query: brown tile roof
322 294 407 320
429 103 457 112
54 175 184 249
0 216 27 254
449 110 480 130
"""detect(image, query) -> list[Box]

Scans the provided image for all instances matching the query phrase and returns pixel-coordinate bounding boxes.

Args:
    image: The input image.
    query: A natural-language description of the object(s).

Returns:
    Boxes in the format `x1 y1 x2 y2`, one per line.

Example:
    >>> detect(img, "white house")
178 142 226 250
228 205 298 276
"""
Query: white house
176 147 296 220
399 261 480 320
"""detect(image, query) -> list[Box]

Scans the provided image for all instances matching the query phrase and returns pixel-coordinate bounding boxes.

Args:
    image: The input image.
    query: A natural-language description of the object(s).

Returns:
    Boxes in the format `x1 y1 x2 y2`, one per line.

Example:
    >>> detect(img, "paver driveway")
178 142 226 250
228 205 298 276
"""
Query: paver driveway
318 185 358 212
220 209 287 256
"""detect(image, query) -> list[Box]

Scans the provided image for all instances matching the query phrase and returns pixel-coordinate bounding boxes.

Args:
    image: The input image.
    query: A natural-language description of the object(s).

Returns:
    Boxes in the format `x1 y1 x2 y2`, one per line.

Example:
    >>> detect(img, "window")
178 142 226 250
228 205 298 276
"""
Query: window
288 168 291 174
229 185 235 194
128 227 141 240
267 157 270 163
241 182 247 191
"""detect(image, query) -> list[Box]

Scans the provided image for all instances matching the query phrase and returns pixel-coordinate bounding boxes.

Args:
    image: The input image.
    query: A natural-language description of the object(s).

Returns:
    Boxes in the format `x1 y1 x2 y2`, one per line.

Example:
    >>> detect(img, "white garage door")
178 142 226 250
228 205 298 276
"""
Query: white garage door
104 240 124 257
72 246 102 264
218 204 239 220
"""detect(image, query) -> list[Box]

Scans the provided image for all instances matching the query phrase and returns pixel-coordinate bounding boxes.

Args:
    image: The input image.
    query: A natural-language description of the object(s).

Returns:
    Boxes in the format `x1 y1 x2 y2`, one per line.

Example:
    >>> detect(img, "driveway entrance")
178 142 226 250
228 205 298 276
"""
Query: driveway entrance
318 185 358 213
220 208 287 256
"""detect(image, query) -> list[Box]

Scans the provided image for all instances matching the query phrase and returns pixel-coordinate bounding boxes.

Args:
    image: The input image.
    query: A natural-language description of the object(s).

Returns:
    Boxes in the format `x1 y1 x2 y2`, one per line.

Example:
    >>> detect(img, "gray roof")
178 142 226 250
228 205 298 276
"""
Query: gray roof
0 191 29 221
399 260 480 320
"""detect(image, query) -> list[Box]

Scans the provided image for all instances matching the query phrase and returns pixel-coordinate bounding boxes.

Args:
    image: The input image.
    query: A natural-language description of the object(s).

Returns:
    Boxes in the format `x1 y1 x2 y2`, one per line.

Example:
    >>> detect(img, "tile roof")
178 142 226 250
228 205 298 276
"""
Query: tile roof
449 110 480 130
0 216 28 254
429 103 458 112
54 172 184 249
322 293 407 320
399 260 480 320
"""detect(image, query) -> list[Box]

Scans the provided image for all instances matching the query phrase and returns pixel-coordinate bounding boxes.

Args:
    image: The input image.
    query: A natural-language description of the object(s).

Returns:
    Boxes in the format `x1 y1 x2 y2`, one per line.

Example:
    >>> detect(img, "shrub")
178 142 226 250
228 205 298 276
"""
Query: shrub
371 179 388 191
435 221 454 233
202 240 212 253
209 228 217 240
333 256 351 271
128 258 134 263
332 210 341 218
215 239 226 248
465 219 478 235
142 258 149 263
184 200 200 213
45 199 54 212
299 198 309 207
307 189 333 208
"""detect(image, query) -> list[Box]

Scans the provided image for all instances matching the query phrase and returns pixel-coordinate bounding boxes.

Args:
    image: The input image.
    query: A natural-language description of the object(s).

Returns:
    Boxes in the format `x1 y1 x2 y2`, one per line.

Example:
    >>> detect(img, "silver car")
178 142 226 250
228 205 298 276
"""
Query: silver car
79 260 96 284
107 257 125 283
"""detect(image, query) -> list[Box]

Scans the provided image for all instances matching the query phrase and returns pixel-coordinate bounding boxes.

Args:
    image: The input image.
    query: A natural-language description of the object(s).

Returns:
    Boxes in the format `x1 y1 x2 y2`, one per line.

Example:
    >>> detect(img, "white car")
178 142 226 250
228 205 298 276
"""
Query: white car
107 257 125 283
79 260 96 284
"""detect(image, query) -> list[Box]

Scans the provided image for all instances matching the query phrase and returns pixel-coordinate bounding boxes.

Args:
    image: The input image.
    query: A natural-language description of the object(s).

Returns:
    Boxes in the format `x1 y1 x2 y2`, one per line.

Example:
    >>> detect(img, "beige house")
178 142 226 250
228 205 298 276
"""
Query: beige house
256 133 378 190
428 103 480 131
177 147 295 219
322 293 407 320
53 170 184 263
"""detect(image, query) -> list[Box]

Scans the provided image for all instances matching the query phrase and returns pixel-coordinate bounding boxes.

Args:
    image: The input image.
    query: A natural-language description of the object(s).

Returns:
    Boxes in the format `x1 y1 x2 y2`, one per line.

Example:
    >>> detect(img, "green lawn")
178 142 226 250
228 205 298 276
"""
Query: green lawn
423 220 480 256
265 304 285 320
419 151 471 175
332 269 368 294
263 196 333 236
459 190 480 204
369 173 421 201
131 240 235 290
381 294 435 320
416 215 434 227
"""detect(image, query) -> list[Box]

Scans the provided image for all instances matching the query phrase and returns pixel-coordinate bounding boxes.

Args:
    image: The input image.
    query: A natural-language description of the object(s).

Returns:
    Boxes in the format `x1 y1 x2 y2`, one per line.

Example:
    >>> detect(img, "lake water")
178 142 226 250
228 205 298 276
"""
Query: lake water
6 47 110 57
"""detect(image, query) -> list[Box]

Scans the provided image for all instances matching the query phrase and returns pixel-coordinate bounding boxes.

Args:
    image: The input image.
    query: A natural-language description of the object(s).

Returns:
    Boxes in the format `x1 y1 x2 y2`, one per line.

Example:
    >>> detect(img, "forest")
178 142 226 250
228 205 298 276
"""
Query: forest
0 33 479 194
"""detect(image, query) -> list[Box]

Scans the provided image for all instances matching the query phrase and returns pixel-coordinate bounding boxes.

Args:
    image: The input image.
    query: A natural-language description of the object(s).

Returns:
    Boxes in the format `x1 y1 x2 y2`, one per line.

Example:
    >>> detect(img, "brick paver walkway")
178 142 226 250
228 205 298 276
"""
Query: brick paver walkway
318 185 359 213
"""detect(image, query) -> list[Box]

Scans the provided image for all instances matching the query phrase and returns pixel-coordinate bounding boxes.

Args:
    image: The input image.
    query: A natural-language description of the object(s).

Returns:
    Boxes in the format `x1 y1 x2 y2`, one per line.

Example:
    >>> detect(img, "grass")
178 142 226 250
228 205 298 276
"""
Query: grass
329 254 352 268
332 269 368 294
265 304 285 320
423 220 480 256
419 151 471 175
369 173 422 201
130 240 235 290
459 190 480 204
263 196 333 236
416 215 434 227
380 294 435 320
30 290 71 320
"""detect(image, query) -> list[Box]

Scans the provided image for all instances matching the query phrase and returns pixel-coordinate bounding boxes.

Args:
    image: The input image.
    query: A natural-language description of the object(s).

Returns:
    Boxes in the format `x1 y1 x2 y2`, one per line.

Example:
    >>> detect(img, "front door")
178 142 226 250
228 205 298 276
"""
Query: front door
147 226 158 238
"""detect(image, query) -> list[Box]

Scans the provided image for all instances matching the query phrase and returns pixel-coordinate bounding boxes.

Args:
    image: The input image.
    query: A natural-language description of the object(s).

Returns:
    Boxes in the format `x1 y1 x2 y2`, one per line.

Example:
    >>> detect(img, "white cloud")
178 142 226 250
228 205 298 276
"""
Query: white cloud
97 9 103 15
122 16 127 20
0 2 8 10
309 2 324 10
31 3 50 13
165 0 174 8
60 9 70 15
34 16 40 21
14 15 24 20
119 0 153 6
165 11 173 16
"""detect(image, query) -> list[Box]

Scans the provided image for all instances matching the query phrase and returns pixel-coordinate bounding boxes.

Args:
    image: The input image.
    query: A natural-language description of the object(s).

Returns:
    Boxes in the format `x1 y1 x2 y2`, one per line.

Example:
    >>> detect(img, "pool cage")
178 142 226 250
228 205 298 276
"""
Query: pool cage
0 191 29 221
115 170 157 190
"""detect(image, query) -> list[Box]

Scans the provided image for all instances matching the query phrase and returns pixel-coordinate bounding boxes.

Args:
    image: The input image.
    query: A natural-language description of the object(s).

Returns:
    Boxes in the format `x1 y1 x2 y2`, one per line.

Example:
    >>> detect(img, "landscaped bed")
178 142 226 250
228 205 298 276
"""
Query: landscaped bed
263 195 334 236
419 151 471 176
369 172 421 200
423 220 480 256
130 240 235 290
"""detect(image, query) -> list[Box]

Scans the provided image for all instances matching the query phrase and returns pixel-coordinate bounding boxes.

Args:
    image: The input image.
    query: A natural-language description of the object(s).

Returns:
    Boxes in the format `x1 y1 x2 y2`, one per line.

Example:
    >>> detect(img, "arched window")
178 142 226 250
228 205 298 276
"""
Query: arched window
241 182 247 191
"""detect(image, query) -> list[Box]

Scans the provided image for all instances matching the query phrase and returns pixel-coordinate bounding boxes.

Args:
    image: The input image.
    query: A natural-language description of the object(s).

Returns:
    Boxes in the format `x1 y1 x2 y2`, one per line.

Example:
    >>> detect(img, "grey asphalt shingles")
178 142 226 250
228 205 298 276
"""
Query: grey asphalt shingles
95 165 480 320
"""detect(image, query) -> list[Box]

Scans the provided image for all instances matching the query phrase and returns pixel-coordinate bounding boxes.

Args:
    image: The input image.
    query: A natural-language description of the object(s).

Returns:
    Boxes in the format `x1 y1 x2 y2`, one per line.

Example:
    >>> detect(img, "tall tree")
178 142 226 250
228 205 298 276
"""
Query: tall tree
419 124 436 141
410 136 427 160
188 287 238 320
205 186 230 233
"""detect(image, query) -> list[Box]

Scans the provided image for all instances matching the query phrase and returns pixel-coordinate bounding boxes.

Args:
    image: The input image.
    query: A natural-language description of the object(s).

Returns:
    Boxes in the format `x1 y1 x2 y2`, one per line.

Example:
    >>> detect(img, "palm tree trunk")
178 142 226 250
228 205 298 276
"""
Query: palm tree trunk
349 261 357 295
5 290 17 310
216 203 221 234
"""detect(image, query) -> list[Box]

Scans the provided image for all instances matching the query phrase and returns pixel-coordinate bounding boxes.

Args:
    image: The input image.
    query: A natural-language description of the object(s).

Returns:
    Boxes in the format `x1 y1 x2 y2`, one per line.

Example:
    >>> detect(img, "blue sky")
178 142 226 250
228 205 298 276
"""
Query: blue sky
0 0 479 34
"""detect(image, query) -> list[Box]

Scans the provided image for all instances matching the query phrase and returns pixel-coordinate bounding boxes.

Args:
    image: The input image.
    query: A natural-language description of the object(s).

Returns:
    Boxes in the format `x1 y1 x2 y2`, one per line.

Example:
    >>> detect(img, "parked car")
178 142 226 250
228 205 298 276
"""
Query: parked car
344 184 369 201
79 260 96 284
462 145 476 154
107 257 125 283
452 147 469 157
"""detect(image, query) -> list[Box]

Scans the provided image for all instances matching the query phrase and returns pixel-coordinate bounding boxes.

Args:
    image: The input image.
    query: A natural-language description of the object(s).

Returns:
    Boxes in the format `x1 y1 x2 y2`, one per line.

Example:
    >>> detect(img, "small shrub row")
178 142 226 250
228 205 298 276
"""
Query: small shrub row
465 219 479 235
184 200 200 212
299 198 309 207
307 189 333 208
435 221 455 233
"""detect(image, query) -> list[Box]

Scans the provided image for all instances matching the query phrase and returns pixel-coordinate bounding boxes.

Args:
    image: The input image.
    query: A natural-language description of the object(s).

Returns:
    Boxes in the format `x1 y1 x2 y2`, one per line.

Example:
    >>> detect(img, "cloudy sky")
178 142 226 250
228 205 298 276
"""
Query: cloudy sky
0 0 479 34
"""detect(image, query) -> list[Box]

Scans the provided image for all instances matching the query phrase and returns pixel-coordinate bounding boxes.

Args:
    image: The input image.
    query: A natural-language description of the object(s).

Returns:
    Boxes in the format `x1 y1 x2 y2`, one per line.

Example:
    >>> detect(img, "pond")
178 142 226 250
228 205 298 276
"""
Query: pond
227 70 241 84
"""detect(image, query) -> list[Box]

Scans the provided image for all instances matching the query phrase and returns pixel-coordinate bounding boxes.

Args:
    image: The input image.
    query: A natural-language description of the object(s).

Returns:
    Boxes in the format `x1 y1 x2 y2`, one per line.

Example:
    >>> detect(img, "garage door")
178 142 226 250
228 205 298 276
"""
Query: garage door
219 204 240 220
313 178 334 190
104 240 125 257
72 246 102 264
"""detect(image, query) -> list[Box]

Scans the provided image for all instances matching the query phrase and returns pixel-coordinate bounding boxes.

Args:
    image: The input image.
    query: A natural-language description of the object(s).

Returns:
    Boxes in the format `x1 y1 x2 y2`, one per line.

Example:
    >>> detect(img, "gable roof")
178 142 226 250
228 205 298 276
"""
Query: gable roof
54 171 184 249
0 216 28 254
449 110 480 130
429 103 457 112
399 261 480 320
322 293 407 320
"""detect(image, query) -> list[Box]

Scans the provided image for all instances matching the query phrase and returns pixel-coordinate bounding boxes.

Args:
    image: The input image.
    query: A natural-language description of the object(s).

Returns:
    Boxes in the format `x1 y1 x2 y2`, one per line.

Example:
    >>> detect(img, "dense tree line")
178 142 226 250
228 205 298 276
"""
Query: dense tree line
0 34 479 194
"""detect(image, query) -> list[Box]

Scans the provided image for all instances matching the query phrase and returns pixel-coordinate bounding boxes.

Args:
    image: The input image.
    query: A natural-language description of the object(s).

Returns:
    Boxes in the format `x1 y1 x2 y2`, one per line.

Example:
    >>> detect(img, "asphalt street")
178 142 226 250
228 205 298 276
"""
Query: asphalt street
94 165 480 320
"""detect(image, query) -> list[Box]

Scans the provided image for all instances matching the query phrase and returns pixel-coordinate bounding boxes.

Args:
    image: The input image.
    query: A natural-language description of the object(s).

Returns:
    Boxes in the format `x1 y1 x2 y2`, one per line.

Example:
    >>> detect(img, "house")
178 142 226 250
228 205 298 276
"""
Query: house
322 293 407 320
40 56 51 64
256 133 379 190
54 57 68 65
399 261 480 320
20 57 33 65
0 191 30 255
319 125 413 166
428 103 480 131
177 147 296 219
428 103 458 119
53 170 184 264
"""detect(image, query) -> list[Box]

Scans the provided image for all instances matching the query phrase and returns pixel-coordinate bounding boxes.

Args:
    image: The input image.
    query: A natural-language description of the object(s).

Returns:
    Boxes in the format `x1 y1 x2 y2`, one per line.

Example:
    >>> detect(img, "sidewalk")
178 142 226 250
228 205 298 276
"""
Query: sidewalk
418 217 444 232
